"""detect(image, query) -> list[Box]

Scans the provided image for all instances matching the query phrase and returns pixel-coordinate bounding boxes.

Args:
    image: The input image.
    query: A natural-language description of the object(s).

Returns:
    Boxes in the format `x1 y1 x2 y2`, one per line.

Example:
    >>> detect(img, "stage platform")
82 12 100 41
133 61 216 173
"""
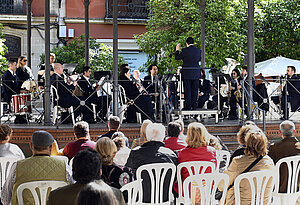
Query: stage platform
6 117 300 157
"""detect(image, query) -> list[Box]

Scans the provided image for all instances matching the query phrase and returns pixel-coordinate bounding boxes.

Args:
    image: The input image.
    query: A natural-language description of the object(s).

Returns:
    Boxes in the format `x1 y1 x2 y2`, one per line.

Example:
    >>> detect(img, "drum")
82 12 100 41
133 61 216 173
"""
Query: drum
12 93 32 114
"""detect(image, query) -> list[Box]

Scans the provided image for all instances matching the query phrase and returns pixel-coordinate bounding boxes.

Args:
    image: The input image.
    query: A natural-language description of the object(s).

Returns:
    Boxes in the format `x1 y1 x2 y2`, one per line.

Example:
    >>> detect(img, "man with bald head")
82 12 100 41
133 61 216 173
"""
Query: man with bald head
51 63 92 123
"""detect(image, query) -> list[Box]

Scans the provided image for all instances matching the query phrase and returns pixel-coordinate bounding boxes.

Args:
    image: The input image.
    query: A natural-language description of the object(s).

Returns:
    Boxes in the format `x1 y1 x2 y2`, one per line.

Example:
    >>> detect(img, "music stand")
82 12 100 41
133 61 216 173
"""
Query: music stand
63 63 78 75
94 71 112 81
162 73 175 82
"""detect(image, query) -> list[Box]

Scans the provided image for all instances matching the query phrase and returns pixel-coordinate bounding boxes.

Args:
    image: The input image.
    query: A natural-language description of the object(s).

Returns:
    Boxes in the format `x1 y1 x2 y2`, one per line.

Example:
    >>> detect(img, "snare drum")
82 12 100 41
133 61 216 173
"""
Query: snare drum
12 93 32 114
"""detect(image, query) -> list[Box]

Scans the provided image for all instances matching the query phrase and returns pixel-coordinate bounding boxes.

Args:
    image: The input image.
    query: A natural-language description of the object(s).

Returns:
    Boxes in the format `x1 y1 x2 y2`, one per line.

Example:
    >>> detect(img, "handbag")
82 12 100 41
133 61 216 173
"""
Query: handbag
215 155 263 200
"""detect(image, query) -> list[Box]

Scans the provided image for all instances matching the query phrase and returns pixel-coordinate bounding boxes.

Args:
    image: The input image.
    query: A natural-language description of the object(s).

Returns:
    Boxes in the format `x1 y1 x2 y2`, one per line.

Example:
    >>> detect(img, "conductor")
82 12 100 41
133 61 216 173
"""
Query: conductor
175 37 201 110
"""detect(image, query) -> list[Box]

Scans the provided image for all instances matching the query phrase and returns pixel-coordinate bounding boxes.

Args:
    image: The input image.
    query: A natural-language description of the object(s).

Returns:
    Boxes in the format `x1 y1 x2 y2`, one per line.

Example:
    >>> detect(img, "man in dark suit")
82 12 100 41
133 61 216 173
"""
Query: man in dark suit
198 69 211 108
50 63 92 123
281 66 300 119
268 120 300 193
47 149 125 205
175 37 201 110
77 66 109 121
2 59 20 104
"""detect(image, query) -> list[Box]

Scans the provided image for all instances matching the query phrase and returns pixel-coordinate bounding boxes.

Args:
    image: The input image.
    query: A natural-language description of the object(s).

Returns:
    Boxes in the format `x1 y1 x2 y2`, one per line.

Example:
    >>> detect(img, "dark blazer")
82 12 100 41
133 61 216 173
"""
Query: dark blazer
50 73 75 108
77 76 96 99
2 70 20 103
199 79 211 95
38 64 54 86
47 181 125 205
16 67 30 89
175 45 201 80
268 137 300 193
119 75 140 99
143 75 155 94
283 74 300 111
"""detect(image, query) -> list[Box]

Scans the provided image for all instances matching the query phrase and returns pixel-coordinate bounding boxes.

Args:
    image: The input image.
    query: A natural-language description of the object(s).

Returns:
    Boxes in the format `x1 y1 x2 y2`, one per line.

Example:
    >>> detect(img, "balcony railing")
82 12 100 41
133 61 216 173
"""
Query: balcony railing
106 0 149 19
0 0 26 15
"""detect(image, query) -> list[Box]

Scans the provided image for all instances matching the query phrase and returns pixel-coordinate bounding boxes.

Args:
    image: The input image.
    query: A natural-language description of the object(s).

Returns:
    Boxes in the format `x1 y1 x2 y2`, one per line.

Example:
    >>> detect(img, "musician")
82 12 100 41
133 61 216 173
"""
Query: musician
119 64 155 123
281 66 300 119
77 66 109 121
228 69 242 120
175 37 201 110
16 56 34 90
50 63 93 123
133 70 142 84
198 69 211 108
38 53 55 87
1 59 20 104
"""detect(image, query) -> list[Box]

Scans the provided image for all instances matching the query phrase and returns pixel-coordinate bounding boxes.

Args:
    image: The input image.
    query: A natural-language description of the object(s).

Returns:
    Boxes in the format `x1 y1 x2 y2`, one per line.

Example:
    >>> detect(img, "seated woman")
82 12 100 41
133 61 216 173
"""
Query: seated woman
218 130 274 205
118 64 154 122
229 124 260 164
94 137 132 189
176 122 217 193
0 124 25 159
112 132 130 167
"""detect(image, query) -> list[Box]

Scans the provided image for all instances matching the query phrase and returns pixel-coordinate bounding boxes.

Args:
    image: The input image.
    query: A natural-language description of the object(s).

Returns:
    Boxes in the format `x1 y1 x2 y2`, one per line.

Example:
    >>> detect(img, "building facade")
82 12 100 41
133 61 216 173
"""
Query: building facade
0 0 148 77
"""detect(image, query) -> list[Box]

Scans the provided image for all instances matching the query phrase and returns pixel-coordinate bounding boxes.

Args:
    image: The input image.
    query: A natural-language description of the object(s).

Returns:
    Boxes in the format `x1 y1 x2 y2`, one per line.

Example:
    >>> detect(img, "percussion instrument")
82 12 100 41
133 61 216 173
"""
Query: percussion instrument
21 80 38 93
12 93 32 114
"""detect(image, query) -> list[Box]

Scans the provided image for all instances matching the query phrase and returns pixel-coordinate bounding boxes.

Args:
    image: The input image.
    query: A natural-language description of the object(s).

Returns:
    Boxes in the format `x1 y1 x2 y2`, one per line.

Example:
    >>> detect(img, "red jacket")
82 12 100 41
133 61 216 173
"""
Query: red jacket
163 137 186 151
175 146 217 193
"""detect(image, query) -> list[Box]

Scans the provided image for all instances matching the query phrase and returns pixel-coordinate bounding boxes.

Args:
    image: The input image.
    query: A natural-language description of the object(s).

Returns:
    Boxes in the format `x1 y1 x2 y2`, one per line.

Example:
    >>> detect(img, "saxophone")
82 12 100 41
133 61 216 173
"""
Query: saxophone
234 78 242 101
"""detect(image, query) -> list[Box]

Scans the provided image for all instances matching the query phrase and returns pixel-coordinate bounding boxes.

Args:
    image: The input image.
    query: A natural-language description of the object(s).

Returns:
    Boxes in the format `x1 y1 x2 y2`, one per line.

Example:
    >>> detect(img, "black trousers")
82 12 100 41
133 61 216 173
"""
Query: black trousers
183 79 199 110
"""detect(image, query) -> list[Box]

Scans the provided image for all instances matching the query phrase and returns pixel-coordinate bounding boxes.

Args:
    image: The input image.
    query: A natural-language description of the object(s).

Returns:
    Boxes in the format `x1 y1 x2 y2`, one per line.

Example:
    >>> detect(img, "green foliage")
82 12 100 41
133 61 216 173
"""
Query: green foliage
255 0 300 62
40 35 126 75
136 0 299 73
0 24 8 73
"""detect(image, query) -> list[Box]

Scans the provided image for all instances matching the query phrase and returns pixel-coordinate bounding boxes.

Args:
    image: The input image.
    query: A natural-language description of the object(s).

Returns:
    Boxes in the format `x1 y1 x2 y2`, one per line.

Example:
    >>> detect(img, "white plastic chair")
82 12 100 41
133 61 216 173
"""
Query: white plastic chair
136 163 176 204
272 155 300 205
50 155 68 164
0 157 18 190
17 180 67 205
234 169 276 205
68 157 74 168
216 150 231 172
120 180 140 205
176 161 216 205
183 173 230 205
50 85 75 125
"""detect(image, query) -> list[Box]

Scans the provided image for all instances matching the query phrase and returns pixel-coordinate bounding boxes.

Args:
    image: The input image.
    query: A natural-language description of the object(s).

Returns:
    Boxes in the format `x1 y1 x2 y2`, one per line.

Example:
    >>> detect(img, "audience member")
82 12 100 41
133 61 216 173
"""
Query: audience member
98 116 120 139
219 130 274 205
63 121 96 160
208 134 222 150
95 137 132 189
174 119 187 146
0 124 25 159
229 124 260 164
47 149 125 205
176 122 217 193
2 131 72 205
125 123 177 203
112 133 131 166
268 120 300 193
163 122 186 151
131 119 152 149
76 181 117 205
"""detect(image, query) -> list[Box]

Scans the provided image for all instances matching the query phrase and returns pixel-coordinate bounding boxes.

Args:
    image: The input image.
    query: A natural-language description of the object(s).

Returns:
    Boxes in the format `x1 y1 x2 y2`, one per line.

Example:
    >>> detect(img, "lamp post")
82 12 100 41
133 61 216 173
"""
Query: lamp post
83 0 90 66
26 0 32 68
200 0 205 69
112 0 118 115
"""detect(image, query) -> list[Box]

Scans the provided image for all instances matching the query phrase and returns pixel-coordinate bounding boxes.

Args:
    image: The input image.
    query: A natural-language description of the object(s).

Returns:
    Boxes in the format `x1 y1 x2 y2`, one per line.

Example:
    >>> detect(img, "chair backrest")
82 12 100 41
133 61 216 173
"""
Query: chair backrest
118 85 127 106
50 156 68 164
17 180 67 205
50 85 59 102
183 173 230 205
274 155 300 194
234 169 276 205
216 150 231 172
177 161 216 201
120 180 140 205
0 157 18 190
136 163 176 204
68 157 74 168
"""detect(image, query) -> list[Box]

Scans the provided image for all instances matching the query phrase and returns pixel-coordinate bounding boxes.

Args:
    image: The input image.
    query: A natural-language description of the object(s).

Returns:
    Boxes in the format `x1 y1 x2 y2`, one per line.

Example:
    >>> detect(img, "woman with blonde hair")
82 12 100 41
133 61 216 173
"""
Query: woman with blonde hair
94 137 132 189
219 130 274 205
175 122 217 193
112 132 130 166
131 119 152 148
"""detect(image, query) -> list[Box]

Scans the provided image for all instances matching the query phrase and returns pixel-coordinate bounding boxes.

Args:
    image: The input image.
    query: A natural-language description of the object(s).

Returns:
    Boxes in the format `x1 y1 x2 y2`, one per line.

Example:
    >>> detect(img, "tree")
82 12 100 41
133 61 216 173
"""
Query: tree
40 35 126 75
0 24 8 73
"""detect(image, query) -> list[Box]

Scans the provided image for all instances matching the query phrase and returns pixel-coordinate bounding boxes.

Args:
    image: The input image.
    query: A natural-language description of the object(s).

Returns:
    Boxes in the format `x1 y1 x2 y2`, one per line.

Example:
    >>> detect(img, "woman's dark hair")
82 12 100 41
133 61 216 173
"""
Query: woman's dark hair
72 149 102 183
76 181 117 205
200 69 206 79
0 124 12 141
119 64 129 77
232 68 241 77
